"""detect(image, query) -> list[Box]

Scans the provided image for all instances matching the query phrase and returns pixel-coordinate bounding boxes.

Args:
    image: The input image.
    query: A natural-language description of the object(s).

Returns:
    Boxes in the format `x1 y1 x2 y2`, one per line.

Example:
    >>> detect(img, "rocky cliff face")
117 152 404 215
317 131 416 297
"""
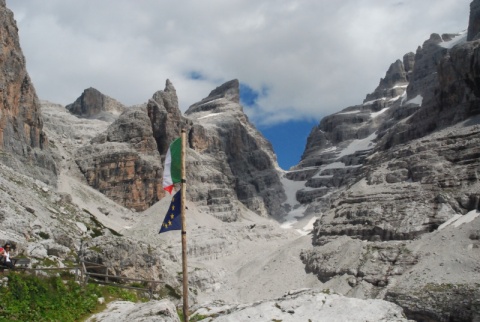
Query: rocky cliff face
288 51 414 210
66 87 126 122
75 106 164 211
0 0 56 184
185 79 287 221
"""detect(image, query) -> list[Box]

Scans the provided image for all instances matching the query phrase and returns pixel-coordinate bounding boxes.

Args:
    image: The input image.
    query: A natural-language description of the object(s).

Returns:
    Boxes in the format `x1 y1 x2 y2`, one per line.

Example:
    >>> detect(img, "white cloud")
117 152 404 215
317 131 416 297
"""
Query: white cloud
6 0 471 125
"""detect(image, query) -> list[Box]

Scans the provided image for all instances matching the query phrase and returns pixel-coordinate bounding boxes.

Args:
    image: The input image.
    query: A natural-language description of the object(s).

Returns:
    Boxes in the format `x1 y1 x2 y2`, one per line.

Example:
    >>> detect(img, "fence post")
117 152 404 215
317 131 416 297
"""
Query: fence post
76 240 83 282
82 261 88 287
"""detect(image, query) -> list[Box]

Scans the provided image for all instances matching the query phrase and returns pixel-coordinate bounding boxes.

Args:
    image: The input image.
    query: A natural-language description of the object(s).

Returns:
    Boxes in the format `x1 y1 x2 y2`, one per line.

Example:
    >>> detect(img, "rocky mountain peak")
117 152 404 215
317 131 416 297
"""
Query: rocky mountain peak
207 79 240 103
164 78 175 92
364 59 408 103
186 79 241 116
183 79 286 221
148 79 190 155
468 0 480 40
66 87 126 121
151 79 178 114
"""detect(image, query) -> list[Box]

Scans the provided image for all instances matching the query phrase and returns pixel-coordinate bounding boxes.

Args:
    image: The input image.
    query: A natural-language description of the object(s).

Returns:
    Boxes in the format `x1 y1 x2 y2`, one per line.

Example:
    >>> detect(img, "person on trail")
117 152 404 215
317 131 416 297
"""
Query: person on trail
1 243 14 269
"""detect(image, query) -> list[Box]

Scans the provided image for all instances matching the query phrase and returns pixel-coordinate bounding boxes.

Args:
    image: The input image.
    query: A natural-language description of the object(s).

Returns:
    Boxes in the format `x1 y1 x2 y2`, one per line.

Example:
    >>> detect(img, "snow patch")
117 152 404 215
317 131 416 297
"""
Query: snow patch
337 132 377 158
405 95 423 106
363 98 386 106
337 110 361 115
281 205 307 229
280 175 306 207
388 95 401 102
438 210 480 230
440 31 467 49
320 161 346 170
371 107 389 118
302 216 318 233
198 112 224 119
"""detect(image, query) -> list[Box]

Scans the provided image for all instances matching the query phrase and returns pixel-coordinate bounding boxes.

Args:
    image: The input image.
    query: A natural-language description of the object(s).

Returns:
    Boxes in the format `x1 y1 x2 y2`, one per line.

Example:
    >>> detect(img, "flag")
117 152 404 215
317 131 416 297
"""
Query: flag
163 138 182 194
159 190 182 233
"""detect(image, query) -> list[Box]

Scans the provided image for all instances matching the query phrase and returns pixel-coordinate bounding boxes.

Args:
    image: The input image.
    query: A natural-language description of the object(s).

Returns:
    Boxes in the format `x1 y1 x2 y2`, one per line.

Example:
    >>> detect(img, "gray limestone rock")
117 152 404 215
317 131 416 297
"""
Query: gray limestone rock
86 299 180 322
364 59 408 102
66 87 126 121
0 1 56 185
191 289 410 321
468 0 480 41
185 79 287 220
147 79 191 156
76 107 163 211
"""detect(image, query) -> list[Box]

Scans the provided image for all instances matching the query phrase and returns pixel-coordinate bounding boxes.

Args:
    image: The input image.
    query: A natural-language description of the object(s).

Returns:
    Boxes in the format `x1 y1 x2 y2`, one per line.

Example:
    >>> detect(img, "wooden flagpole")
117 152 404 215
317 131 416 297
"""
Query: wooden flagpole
180 129 189 322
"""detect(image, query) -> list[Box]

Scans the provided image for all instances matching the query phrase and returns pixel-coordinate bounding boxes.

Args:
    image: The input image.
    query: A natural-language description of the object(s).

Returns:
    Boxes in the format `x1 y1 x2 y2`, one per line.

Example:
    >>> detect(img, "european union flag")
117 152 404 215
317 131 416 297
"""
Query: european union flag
159 190 182 233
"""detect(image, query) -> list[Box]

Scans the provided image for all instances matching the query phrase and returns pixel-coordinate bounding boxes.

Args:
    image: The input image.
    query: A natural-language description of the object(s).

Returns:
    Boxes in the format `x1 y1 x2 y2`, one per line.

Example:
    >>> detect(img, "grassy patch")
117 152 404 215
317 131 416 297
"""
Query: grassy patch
88 246 103 254
159 284 182 300
0 271 146 322
178 310 209 321
84 210 122 237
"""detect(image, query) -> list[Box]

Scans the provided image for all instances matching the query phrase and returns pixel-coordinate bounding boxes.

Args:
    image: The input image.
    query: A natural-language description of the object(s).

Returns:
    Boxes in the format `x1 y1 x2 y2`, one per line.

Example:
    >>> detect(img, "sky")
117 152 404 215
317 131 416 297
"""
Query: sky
6 0 471 170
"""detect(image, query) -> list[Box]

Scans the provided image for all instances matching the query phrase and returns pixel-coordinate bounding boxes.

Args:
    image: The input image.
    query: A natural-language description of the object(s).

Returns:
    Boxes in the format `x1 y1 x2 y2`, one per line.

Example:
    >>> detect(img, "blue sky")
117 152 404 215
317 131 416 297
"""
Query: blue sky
239 82 318 170
258 120 317 170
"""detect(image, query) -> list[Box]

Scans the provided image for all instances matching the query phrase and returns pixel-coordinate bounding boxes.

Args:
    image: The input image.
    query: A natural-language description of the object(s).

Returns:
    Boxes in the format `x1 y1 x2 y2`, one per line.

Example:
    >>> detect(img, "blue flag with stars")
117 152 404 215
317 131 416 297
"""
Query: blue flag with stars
159 190 182 233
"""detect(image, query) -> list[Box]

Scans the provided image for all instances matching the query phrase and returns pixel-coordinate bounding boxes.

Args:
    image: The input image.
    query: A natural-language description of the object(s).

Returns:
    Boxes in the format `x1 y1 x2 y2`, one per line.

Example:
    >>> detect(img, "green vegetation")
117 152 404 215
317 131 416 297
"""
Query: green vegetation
0 272 143 322
159 284 181 299
38 231 50 239
84 210 122 237
178 309 209 321
89 245 103 253
39 257 58 267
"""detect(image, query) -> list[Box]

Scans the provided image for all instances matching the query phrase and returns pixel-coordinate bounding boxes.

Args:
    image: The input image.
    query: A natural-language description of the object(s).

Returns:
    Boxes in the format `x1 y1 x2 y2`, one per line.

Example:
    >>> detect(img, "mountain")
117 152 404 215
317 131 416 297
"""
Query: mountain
1 0 480 321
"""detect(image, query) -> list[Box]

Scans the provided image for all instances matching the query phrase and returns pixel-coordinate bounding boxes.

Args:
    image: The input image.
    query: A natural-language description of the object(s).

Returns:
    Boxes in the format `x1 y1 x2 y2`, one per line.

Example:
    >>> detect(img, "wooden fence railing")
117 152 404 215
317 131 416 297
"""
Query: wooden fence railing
2 259 163 299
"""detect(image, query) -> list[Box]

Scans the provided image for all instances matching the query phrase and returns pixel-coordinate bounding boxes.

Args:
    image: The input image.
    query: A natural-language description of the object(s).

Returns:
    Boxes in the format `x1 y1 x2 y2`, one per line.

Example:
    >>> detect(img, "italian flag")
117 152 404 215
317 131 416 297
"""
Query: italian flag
163 137 182 194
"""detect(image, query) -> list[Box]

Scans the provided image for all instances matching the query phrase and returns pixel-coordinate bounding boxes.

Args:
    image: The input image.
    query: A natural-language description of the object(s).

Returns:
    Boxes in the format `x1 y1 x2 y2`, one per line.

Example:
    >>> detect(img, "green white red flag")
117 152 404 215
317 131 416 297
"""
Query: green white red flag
163 137 181 194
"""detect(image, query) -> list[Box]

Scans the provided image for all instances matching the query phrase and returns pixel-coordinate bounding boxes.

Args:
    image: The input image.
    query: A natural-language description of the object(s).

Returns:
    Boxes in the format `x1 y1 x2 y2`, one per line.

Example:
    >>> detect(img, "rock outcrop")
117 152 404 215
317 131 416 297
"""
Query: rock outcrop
0 0 56 184
76 107 164 211
66 87 126 121
191 289 410 322
185 79 287 220
146 79 191 156
86 300 180 322
468 0 480 40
